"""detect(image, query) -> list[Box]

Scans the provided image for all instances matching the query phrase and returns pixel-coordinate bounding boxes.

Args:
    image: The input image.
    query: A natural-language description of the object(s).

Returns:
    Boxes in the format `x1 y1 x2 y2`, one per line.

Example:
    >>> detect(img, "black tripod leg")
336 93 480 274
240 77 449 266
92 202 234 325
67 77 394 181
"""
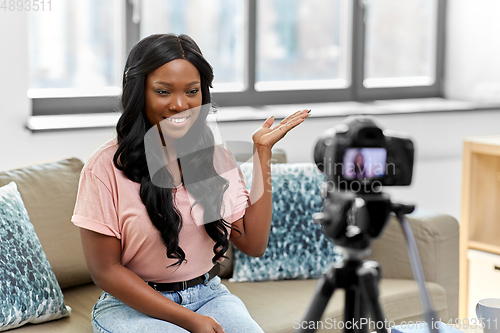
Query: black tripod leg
358 261 387 333
345 287 368 333
296 266 336 333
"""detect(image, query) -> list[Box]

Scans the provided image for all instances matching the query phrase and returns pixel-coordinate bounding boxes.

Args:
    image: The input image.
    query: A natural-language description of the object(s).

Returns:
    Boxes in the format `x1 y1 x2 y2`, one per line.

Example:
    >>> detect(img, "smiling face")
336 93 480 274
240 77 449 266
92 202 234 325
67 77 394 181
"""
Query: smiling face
145 59 203 142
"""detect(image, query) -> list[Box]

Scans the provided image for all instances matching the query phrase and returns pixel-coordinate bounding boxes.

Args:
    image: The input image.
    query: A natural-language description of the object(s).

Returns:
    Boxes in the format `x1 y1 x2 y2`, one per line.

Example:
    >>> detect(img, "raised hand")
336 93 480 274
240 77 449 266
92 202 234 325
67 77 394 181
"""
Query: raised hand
251 109 310 150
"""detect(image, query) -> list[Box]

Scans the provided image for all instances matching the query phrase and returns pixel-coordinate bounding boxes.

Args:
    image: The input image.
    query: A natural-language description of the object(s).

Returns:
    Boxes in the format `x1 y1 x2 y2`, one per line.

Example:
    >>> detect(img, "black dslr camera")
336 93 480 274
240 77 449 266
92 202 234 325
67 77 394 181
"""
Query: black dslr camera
313 116 414 192
311 116 415 251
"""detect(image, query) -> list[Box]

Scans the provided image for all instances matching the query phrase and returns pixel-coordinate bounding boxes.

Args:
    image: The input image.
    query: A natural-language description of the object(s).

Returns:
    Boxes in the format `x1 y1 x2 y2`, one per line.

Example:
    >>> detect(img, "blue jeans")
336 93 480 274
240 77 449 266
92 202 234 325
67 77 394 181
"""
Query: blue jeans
90 275 264 333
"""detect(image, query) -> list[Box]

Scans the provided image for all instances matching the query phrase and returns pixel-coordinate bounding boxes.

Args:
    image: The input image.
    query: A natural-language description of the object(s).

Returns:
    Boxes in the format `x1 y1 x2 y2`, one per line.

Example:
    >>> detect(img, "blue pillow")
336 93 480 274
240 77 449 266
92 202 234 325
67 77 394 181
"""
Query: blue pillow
0 182 71 331
231 163 342 282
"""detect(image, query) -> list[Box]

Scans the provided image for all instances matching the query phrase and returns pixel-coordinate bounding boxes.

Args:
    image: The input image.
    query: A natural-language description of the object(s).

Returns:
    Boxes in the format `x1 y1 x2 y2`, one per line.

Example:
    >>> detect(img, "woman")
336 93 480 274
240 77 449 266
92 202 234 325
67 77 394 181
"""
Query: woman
72 34 309 333
353 152 365 179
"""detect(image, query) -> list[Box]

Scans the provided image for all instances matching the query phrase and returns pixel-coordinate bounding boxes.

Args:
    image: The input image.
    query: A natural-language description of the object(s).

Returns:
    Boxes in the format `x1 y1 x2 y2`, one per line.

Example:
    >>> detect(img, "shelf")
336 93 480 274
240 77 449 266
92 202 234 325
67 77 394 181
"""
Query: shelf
469 241 500 256
459 135 500 319
468 152 500 248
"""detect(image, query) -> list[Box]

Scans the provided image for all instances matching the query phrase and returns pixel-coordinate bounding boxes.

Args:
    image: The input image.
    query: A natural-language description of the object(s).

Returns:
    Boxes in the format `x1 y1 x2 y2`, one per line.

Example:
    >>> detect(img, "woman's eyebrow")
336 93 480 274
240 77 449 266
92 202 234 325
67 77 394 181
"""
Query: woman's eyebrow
153 80 200 86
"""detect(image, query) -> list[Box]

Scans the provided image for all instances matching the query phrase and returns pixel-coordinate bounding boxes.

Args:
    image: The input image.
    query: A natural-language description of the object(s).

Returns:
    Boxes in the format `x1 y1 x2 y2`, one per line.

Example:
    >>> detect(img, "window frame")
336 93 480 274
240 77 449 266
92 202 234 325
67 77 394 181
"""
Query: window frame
352 0 447 101
30 0 446 116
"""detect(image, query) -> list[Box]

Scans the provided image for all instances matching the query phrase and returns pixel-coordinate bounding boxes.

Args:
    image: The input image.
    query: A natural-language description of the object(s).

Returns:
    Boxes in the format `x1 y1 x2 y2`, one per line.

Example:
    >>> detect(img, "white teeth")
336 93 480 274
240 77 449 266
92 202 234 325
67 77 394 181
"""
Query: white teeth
166 116 189 123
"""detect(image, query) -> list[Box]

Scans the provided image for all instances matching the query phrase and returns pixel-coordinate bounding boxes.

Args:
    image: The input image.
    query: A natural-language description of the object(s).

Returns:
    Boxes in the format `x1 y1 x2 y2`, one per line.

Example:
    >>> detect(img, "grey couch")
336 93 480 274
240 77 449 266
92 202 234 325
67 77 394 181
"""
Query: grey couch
0 157 459 333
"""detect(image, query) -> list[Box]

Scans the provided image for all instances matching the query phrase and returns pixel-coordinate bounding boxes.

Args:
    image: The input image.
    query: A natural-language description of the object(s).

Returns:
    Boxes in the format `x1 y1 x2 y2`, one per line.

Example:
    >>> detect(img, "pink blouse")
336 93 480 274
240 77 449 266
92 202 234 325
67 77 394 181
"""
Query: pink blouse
72 138 249 283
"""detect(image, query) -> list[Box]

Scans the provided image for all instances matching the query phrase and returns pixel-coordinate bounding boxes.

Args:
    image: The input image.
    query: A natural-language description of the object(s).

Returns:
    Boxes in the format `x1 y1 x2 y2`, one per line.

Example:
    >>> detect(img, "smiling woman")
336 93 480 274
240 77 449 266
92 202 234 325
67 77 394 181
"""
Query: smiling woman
71 33 309 333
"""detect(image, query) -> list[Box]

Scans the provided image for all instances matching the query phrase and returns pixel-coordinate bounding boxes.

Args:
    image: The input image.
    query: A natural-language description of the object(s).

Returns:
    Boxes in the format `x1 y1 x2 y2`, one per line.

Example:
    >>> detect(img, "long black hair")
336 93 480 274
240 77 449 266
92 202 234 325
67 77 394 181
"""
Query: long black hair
114 34 234 268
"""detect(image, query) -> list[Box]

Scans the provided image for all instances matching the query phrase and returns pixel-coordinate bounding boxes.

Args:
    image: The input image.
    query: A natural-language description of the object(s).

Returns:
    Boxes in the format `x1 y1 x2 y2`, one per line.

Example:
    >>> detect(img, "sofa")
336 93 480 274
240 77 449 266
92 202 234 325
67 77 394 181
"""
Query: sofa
0 157 459 333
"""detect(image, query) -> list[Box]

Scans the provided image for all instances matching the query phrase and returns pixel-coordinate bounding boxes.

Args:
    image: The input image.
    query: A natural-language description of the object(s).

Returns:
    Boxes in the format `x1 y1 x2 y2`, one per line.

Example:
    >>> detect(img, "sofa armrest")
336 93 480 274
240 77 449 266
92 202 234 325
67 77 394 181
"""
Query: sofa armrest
367 210 459 319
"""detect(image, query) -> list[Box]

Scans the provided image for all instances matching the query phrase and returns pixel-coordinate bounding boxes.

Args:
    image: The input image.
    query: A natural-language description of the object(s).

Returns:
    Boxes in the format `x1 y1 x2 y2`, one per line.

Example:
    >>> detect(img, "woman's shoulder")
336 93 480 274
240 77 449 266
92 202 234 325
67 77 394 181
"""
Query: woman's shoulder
212 144 247 185
213 144 239 171
82 137 119 176
213 144 238 163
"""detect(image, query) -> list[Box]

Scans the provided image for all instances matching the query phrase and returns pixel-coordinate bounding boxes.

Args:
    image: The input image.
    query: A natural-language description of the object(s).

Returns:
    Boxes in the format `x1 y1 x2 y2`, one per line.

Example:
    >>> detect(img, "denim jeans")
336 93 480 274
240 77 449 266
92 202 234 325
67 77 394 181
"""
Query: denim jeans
90 275 264 333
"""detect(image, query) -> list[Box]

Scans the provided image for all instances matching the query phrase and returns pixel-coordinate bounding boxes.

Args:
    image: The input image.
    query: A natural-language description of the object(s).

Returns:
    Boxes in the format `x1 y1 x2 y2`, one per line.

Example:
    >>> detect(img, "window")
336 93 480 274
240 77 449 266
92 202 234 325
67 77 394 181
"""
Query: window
29 0 124 115
353 0 445 100
364 0 437 87
140 0 246 92
28 0 446 116
29 0 123 92
255 0 349 91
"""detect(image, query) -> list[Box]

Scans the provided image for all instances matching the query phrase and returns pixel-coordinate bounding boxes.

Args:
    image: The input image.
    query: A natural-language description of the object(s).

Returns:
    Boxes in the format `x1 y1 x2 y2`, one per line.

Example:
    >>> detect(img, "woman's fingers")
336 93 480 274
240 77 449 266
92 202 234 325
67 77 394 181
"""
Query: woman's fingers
273 110 309 133
252 109 310 149
277 109 303 124
276 120 303 136
262 115 275 128
277 109 309 127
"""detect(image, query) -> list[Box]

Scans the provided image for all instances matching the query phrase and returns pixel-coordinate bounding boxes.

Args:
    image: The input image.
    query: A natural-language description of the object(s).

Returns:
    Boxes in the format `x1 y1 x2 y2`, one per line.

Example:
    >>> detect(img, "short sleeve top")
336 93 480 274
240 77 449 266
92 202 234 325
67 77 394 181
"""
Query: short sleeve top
71 138 249 283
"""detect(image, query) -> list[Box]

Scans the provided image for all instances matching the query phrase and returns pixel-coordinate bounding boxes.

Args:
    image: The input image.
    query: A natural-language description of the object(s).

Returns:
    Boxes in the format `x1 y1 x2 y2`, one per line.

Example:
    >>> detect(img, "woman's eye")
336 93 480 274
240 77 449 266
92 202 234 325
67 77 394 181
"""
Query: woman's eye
156 90 169 95
187 89 199 95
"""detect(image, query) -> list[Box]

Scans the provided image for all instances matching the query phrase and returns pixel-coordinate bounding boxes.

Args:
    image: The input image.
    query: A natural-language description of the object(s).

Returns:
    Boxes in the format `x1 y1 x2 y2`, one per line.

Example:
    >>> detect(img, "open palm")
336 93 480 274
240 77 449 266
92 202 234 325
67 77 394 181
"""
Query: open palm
252 109 310 149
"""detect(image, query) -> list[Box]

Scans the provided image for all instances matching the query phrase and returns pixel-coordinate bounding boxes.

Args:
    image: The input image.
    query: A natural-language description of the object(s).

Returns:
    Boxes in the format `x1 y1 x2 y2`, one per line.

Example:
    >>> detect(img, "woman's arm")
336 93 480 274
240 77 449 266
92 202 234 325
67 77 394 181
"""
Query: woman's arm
231 109 310 256
230 145 272 257
80 228 225 333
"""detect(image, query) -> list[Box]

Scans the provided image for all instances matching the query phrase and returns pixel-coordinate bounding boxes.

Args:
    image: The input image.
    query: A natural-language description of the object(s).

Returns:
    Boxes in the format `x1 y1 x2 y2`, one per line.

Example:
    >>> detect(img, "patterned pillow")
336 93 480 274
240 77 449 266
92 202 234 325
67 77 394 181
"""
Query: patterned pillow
231 163 342 282
0 182 71 331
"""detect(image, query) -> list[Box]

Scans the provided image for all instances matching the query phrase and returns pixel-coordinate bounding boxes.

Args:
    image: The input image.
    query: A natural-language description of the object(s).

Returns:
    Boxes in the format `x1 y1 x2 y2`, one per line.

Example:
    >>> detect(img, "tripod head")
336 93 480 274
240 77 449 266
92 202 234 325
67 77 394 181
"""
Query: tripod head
313 190 392 253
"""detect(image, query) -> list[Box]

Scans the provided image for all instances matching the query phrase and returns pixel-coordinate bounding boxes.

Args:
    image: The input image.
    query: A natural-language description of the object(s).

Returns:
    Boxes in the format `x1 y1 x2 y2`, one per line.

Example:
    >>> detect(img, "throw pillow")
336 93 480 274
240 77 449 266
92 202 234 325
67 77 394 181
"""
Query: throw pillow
0 158 91 289
231 163 342 282
0 182 71 331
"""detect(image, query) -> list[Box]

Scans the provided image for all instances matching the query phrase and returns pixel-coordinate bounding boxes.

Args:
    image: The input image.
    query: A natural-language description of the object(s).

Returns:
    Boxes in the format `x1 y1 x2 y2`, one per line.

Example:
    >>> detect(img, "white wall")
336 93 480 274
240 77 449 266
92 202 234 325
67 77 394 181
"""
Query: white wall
0 12 116 171
2 3 500 221
445 0 500 102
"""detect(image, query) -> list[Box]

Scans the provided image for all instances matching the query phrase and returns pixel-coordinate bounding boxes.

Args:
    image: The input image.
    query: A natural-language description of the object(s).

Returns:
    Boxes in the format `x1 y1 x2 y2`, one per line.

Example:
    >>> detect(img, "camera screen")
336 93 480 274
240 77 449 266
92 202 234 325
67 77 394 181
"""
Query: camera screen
343 148 387 179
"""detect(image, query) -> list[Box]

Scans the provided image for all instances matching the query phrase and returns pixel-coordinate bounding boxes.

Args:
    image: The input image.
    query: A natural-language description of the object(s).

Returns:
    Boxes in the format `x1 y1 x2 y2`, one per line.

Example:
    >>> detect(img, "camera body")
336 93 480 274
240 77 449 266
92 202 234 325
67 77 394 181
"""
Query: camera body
314 116 414 192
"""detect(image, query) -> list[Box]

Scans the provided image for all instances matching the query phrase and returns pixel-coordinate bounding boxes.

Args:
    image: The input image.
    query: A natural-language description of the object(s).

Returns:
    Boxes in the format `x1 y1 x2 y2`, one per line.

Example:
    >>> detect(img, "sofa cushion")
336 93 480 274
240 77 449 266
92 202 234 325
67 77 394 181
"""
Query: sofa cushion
11 283 103 333
0 182 72 331
217 148 288 279
367 211 459 319
223 278 449 333
0 158 91 289
231 163 342 282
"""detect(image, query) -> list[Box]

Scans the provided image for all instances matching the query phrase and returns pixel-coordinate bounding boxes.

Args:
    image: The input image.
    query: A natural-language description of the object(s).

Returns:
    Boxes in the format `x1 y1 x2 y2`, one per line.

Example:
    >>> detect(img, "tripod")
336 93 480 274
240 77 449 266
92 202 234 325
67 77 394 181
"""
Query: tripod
297 190 439 333
297 248 386 333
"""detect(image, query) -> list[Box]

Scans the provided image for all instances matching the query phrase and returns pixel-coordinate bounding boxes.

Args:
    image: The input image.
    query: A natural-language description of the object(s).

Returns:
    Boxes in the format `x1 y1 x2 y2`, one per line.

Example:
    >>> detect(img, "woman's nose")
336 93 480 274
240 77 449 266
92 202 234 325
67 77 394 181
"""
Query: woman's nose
168 94 188 112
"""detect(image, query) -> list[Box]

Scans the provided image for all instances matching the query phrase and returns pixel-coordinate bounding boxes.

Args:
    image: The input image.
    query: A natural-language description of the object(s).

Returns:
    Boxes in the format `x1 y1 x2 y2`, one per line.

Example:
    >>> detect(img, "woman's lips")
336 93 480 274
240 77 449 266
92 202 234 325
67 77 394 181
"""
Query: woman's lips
162 115 191 127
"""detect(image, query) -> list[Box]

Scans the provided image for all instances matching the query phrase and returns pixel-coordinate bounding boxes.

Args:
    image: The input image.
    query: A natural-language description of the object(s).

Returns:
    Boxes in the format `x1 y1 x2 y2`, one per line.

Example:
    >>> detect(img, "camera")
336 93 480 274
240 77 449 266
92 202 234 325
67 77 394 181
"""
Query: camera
311 116 415 250
313 116 414 192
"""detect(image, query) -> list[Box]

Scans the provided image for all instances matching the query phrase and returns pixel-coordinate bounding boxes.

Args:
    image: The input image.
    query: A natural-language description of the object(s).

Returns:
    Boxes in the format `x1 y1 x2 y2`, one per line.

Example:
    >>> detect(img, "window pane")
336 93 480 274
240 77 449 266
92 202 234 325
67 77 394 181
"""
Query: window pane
364 0 437 87
256 0 349 91
29 0 124 94
140 0 246 92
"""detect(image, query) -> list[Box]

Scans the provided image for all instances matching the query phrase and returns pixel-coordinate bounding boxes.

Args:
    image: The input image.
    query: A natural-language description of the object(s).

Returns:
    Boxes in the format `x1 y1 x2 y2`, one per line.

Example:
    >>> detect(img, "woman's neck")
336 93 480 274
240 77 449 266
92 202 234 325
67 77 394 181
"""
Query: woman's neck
157 131 182 186
158 129 176 160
